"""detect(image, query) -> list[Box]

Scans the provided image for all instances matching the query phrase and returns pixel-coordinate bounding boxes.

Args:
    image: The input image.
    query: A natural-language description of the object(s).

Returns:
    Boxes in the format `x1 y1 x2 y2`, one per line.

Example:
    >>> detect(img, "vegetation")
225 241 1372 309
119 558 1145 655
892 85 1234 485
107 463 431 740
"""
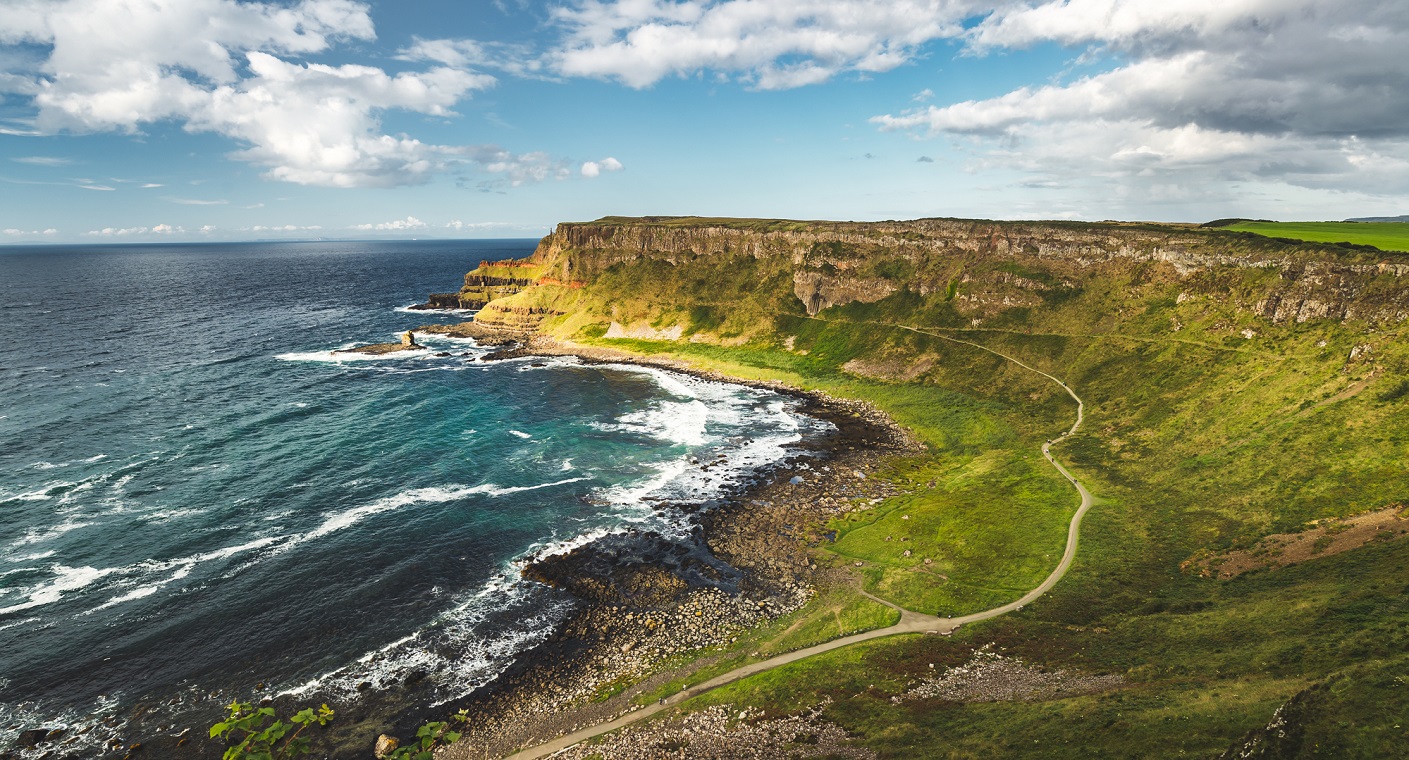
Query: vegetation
211 703 466 760
510 217 1409 756
1221 220 1409 252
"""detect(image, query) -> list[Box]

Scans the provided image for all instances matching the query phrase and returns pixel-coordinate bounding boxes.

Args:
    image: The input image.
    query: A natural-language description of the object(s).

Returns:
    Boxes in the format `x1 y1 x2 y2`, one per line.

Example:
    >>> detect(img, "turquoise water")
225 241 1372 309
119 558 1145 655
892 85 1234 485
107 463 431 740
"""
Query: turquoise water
0 241 823 755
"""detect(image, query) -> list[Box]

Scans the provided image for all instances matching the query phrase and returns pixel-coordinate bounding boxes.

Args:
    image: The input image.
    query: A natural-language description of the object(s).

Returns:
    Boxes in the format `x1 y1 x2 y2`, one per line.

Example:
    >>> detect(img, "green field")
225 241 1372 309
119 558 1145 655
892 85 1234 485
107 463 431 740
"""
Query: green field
460 218 1409 757
1221 220 1409 252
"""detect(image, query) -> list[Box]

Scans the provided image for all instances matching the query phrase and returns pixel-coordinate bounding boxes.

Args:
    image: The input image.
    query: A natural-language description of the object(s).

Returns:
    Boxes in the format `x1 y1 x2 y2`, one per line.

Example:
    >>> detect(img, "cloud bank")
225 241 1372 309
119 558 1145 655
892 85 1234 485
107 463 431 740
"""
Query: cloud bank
0 0 602 188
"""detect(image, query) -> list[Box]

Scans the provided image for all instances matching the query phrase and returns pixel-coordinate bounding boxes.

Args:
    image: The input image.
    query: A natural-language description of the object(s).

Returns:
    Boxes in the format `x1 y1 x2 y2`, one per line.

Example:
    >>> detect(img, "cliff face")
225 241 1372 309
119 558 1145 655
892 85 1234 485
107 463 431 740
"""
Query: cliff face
457 217 1409 337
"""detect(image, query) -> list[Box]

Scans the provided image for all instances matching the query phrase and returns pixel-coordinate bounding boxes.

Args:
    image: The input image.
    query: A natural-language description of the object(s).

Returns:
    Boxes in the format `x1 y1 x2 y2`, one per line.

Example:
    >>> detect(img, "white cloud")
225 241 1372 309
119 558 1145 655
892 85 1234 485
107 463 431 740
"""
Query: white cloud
446 220 512 230
168 197 227 205
85 224 182 236
869 0 1409 209
77 183 115 191
140 183 163 188
0 0 584 188
250 224 322 231
12 156 71 166
351 216 427 231
397 37 543 78
3 227 56 235
548 0 975 89
464 146 574 187
580 156 623 177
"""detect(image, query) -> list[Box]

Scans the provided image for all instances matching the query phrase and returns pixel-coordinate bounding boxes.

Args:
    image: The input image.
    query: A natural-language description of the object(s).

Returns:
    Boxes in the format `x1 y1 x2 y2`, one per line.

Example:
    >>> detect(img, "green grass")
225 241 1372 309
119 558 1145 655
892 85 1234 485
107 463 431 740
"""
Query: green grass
497 221 1409 756
1222 221 1409 252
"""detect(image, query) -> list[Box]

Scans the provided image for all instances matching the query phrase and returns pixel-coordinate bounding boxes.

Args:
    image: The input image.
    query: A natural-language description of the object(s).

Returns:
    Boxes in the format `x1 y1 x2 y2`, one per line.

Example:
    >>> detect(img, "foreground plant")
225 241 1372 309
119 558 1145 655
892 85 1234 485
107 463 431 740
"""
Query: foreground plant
210 700 469 760
209 702 335 760
381 711 470 760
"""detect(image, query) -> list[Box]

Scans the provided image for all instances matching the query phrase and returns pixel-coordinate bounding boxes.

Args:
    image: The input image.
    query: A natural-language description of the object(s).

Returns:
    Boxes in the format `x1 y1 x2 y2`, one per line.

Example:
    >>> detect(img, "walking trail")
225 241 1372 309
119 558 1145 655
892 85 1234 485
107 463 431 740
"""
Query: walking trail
505 326 1093 759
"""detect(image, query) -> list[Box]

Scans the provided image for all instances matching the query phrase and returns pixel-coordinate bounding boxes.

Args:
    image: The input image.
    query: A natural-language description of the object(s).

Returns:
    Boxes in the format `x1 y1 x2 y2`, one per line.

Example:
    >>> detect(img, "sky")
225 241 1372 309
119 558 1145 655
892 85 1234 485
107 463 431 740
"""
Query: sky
1 0 1407 243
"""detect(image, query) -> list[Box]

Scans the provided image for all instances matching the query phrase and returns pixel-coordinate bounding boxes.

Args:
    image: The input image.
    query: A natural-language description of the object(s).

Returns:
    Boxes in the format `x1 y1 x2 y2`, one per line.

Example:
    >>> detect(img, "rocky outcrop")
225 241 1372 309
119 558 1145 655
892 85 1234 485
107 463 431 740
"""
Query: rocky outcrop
517 217 1409 326
793 270 895 316
421 218 1409 339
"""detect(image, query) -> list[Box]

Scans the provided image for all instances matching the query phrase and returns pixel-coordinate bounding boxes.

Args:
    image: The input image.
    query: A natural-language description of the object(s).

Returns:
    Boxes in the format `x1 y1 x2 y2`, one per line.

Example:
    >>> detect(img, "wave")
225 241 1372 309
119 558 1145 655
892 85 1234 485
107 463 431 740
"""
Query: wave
27 454 107 471
393 304 479 316
304 478 589 540
0 564 118 616
275 346 432 363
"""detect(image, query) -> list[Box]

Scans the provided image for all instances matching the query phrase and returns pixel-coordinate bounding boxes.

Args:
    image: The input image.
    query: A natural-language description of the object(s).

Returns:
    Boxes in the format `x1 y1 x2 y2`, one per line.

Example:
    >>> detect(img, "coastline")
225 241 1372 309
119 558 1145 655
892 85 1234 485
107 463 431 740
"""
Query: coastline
419 330 923 759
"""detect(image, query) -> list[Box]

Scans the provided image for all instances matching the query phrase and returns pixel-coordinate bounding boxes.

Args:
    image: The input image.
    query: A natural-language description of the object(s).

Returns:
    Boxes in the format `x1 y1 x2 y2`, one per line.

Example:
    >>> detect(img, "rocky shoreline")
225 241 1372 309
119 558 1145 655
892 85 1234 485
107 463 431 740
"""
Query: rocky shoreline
420 330 923 759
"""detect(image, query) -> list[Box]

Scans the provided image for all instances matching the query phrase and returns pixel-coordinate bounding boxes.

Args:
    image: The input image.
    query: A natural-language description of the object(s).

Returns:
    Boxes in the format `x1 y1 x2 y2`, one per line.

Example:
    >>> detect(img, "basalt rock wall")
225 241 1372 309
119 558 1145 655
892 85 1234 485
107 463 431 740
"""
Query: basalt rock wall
466 217 1409 330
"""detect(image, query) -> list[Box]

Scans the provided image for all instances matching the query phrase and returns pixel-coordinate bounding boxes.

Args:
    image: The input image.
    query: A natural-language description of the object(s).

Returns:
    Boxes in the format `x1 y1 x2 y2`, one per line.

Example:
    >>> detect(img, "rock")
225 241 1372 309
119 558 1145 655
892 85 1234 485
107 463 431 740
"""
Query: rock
903 550 912 557
434 352 451 357
374 734 399 758
401 331 418 347
16 729 49 748
789 476 804 485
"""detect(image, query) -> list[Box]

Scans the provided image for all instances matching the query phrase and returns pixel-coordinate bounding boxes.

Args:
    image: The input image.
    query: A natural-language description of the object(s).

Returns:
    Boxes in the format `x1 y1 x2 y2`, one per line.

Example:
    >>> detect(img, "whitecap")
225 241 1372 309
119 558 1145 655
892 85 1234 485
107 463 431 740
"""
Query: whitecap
508 429 532 439
276 345 431 363
6 550 56 563
8 517 93 547
87 584 161 612
0 564 117 616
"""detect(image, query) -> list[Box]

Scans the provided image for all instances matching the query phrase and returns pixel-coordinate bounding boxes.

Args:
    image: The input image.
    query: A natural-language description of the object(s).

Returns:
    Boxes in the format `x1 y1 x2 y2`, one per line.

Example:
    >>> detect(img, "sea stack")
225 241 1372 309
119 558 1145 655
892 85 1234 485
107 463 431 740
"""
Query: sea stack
402 331 418 347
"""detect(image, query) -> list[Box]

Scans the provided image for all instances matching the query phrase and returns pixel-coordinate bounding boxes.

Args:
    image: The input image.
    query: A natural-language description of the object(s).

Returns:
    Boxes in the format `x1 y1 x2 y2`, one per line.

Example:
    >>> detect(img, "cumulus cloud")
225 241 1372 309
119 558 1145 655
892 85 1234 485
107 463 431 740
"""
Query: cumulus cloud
869 0 1409 203
85 224 183 236
397 37 543 78
0 0 589 188
580 156 623 177
547 0 974 89
351 216 427 231
3 227 57 235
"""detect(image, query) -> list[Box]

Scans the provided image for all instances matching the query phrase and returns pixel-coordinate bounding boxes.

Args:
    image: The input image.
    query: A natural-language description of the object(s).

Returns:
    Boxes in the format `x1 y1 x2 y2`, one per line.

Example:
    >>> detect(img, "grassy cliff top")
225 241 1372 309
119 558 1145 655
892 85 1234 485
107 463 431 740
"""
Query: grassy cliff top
573 215 1197 233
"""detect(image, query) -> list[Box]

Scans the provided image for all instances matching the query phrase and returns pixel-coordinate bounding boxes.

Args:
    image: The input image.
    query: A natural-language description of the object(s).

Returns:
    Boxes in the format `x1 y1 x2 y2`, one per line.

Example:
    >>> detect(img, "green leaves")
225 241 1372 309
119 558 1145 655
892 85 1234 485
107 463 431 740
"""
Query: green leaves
386 710 469 760
210 700 465 760
208 701 334 760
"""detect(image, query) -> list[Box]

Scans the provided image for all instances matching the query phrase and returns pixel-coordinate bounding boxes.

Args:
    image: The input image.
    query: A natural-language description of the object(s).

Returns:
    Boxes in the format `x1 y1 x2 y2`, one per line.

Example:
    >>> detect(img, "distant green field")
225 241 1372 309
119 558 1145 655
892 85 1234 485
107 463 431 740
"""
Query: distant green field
1222 220 1409 252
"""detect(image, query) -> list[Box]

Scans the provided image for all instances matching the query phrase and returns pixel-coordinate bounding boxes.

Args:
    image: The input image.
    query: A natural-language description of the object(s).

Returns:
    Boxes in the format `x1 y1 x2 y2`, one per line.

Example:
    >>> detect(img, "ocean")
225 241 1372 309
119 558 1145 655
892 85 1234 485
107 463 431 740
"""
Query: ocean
0 240 826 756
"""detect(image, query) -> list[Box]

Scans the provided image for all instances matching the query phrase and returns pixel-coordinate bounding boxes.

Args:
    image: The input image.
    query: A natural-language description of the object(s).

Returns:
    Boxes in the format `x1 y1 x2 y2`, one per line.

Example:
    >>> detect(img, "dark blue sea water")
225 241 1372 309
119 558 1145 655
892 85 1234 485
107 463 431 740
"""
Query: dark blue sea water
0 241 822 755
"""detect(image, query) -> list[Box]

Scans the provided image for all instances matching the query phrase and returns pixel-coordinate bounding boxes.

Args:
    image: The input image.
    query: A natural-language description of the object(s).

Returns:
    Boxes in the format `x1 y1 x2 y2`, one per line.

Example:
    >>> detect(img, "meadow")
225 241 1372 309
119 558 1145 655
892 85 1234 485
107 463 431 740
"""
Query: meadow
531 235 1409 757
1219 220 1409 253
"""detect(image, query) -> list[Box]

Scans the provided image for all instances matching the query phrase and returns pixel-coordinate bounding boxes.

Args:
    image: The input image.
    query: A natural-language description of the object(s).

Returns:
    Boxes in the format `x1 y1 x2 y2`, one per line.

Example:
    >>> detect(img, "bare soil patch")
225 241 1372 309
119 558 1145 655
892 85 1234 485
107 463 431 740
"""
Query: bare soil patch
1183 504 1409 579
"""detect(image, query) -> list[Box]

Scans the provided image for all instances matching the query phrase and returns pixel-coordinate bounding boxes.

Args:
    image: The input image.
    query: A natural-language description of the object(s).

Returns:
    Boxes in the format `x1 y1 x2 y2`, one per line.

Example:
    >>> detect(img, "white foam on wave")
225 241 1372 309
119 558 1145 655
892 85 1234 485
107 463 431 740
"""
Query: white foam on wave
0 616 41 633
304 478 589 541
0 536 287 619
6 550 56 563
8 516 93 548
88 584 161 612
393 304 478 316
275 346 431 363
508 429 532 439
0 564 117 616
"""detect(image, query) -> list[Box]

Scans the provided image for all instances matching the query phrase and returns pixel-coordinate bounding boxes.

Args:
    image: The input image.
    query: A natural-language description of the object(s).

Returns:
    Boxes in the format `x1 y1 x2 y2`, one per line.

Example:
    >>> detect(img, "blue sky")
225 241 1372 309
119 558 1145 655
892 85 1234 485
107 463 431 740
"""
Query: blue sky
2 0 1407 243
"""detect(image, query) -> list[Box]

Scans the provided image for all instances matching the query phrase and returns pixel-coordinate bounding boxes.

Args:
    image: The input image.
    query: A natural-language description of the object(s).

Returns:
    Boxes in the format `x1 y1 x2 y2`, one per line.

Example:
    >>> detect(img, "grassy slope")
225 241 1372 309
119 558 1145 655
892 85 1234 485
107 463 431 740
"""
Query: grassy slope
1224 221 1409 253
519 229 1409 757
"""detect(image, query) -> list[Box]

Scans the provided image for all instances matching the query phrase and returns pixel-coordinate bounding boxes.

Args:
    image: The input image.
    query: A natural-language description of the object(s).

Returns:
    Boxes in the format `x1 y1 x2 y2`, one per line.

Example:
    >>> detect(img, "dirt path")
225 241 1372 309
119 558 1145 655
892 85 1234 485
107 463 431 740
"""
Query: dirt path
503 330 1093 760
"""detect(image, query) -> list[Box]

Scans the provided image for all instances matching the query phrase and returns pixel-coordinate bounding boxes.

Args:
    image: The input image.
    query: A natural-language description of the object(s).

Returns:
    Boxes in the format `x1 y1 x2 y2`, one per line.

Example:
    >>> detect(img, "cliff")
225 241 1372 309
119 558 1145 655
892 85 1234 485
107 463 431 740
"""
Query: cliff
445 216 1409 342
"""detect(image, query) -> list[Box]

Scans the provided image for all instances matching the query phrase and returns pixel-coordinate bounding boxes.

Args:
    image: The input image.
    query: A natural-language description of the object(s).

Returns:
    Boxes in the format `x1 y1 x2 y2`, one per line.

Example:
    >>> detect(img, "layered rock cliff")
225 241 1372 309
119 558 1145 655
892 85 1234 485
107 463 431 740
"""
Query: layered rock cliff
448 216 1409 338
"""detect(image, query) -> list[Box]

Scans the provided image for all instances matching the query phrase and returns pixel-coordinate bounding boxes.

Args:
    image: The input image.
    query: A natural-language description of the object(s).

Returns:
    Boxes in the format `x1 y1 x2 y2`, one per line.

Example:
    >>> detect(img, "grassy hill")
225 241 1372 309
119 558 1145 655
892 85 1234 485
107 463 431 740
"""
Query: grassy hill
461 217 1409 757
1218 220 1409 253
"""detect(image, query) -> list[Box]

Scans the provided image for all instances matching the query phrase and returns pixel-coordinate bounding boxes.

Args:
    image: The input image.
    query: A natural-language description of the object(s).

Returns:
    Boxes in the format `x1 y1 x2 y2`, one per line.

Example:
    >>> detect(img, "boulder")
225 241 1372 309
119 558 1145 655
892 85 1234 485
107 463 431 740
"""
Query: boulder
374 734 399 758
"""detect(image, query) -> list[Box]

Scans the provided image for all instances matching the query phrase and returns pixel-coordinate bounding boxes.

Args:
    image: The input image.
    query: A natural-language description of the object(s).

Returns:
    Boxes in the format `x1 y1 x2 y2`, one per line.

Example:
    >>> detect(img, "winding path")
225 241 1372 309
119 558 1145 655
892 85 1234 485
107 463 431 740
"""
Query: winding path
504 329 1093 760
